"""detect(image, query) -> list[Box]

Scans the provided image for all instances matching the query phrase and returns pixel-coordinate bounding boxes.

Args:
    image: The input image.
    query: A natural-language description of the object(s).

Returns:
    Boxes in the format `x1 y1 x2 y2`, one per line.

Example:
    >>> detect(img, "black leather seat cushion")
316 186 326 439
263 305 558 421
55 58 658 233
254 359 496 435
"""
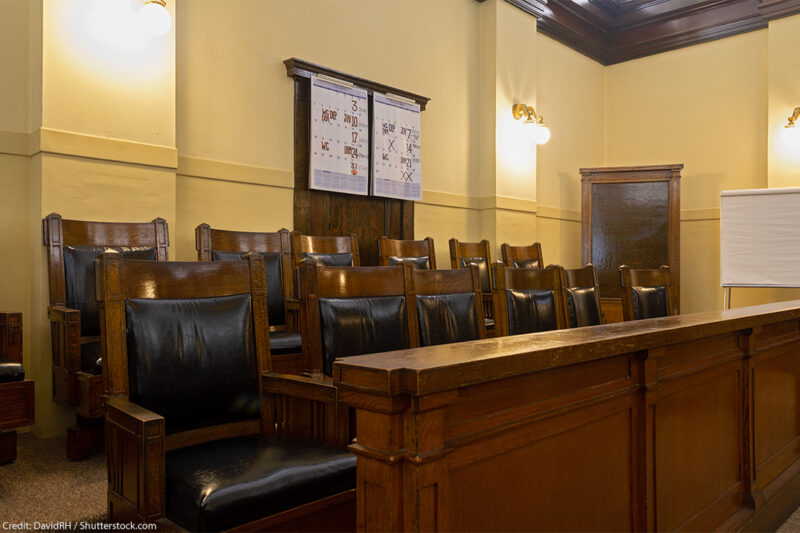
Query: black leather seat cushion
567 287 602 328
460 257 490 293
506 289 557 335
64 245 157 337
388 255 430 269
211 250 285 327
126 294 259 434
0 359 24 383
80 341 103 375
165 434 356 532
417 293 480 346
302 252 354 267
632 286 669 320
319 296 408 376
269 331 302 355
512 258 540 269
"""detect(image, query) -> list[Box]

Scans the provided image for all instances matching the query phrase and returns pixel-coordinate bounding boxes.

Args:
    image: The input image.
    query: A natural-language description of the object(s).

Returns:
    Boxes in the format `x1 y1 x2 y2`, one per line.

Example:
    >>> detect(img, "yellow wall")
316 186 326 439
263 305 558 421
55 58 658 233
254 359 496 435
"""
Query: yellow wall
605 31 769 313
536 36 606 267
767 15 800 188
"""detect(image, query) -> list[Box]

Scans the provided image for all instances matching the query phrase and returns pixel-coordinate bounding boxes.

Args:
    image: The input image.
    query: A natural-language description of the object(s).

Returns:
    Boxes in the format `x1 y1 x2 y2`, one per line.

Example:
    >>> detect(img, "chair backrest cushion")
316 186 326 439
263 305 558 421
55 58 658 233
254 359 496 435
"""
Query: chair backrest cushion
319 296 408 376
126 293 258 434
388 255 430 269
512 258 540 269
65 245 157 337
460 257 490 293
416 293 480 347
567 287 602 328
211 250 285 326
506 289 557 335
302 252 354 267
632 286 669 320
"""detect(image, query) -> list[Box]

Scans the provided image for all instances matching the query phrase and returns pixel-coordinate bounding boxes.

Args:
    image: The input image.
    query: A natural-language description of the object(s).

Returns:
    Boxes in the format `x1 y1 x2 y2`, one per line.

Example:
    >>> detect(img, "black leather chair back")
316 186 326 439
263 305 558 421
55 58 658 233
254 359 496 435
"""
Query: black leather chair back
505 289 558 335
416 293 480 346
64 245 157 336
460 257 490 293
211 250 285 326
512 258 540 269
319 296 408 376
303 252 354 267
126 293 259 434
632 286 670 320
566 287 602 327
389 256 430 269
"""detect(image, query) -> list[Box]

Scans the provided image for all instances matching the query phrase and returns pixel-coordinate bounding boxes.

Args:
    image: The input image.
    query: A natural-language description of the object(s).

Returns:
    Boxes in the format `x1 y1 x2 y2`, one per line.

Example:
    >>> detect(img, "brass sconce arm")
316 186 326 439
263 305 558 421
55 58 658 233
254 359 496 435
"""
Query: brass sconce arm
786 107 800 128
512 103 545 125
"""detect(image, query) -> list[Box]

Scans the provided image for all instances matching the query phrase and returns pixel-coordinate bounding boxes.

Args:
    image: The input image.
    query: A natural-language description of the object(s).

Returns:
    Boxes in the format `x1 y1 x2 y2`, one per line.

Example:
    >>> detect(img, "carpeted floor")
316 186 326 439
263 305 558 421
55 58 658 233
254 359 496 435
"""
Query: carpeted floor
0 433 106 529
4 433 800 532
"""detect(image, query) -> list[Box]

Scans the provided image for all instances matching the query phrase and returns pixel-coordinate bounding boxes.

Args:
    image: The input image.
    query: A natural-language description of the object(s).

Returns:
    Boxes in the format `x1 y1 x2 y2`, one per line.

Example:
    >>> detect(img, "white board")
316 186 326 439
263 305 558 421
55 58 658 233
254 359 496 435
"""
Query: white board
310 75 369 195
371 93 422 201
720 187 800 287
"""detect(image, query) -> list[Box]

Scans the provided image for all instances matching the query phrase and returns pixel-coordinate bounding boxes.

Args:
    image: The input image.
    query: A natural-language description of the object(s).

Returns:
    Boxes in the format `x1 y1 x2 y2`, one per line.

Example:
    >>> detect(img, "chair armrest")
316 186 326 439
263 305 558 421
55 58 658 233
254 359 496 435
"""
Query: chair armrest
262 372 336 403
48 306 82 371
105 396 165 522
262 372 348 446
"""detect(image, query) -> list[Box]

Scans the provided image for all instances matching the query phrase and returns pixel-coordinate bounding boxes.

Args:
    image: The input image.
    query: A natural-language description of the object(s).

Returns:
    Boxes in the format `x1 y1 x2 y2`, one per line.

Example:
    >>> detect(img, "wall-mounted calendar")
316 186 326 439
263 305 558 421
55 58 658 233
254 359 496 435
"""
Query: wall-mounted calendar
371 93 422 201
310 75 369 195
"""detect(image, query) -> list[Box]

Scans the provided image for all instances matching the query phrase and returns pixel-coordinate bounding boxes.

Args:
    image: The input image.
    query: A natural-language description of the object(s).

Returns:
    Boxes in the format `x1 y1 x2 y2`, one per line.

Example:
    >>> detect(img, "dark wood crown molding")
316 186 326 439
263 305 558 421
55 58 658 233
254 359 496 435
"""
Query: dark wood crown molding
492 0 800 65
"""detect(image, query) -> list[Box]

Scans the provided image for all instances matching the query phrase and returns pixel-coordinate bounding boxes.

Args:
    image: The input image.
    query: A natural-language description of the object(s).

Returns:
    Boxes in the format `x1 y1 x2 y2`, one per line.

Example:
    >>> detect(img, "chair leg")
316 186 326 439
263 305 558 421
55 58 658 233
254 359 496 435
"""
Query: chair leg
0 431 17 464
67 415 104 460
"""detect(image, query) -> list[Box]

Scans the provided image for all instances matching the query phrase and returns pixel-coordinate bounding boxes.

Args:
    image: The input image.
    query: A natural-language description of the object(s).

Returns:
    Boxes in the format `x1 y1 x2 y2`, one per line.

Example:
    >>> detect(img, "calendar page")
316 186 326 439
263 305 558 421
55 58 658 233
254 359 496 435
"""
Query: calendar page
310 75 369 195
371 93 422 201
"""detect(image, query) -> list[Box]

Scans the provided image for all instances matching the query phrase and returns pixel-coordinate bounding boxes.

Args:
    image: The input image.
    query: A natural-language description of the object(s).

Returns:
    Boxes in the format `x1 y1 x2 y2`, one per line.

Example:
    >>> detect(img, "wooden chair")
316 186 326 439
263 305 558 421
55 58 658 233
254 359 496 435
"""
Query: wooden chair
492 264 569 336
377 236 436 269
501 242 544 269
564 264 604 328
97 253 355 531
42 213 168 460
0 312 34 464
410 266 486 346
291 233 360 269
619 265 675 321
449 238 495 331
298 262 413 378
195 224 302 374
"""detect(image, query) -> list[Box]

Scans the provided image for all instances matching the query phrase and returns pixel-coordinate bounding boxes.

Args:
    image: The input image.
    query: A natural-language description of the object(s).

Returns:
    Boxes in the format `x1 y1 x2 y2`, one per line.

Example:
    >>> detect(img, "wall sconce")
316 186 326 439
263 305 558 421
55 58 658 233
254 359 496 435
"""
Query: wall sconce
139 0 172 37
785 107 800 129
512 103 551 145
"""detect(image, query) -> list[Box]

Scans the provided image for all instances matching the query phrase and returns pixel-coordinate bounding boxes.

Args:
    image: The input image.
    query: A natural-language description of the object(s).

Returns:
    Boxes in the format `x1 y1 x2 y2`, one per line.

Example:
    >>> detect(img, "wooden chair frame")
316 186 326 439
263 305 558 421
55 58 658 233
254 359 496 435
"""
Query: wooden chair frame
501 242 544 269
43 212 168 459
449 238 494 324
492 264 570 337
565 263 606 327
97 254 353 530
619 265 675 322
0 312 34 464
377 236 436 269
195 224 301 373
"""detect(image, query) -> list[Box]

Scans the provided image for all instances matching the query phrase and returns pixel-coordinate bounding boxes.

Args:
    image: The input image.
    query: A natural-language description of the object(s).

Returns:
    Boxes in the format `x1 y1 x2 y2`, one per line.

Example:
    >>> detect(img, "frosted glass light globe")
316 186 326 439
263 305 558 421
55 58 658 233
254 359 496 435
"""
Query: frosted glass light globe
140 1 172 37
535 125 551 145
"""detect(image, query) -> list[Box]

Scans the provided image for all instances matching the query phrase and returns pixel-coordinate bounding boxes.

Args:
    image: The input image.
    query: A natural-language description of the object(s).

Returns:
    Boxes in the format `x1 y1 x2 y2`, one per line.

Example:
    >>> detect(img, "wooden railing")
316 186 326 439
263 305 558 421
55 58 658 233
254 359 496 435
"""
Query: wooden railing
334 300 800 532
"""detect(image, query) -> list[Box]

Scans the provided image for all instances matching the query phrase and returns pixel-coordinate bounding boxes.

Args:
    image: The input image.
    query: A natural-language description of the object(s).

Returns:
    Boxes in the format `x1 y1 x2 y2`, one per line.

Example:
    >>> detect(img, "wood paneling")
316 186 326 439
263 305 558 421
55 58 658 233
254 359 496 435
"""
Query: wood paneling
337 300 800 531
285 59 427 266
